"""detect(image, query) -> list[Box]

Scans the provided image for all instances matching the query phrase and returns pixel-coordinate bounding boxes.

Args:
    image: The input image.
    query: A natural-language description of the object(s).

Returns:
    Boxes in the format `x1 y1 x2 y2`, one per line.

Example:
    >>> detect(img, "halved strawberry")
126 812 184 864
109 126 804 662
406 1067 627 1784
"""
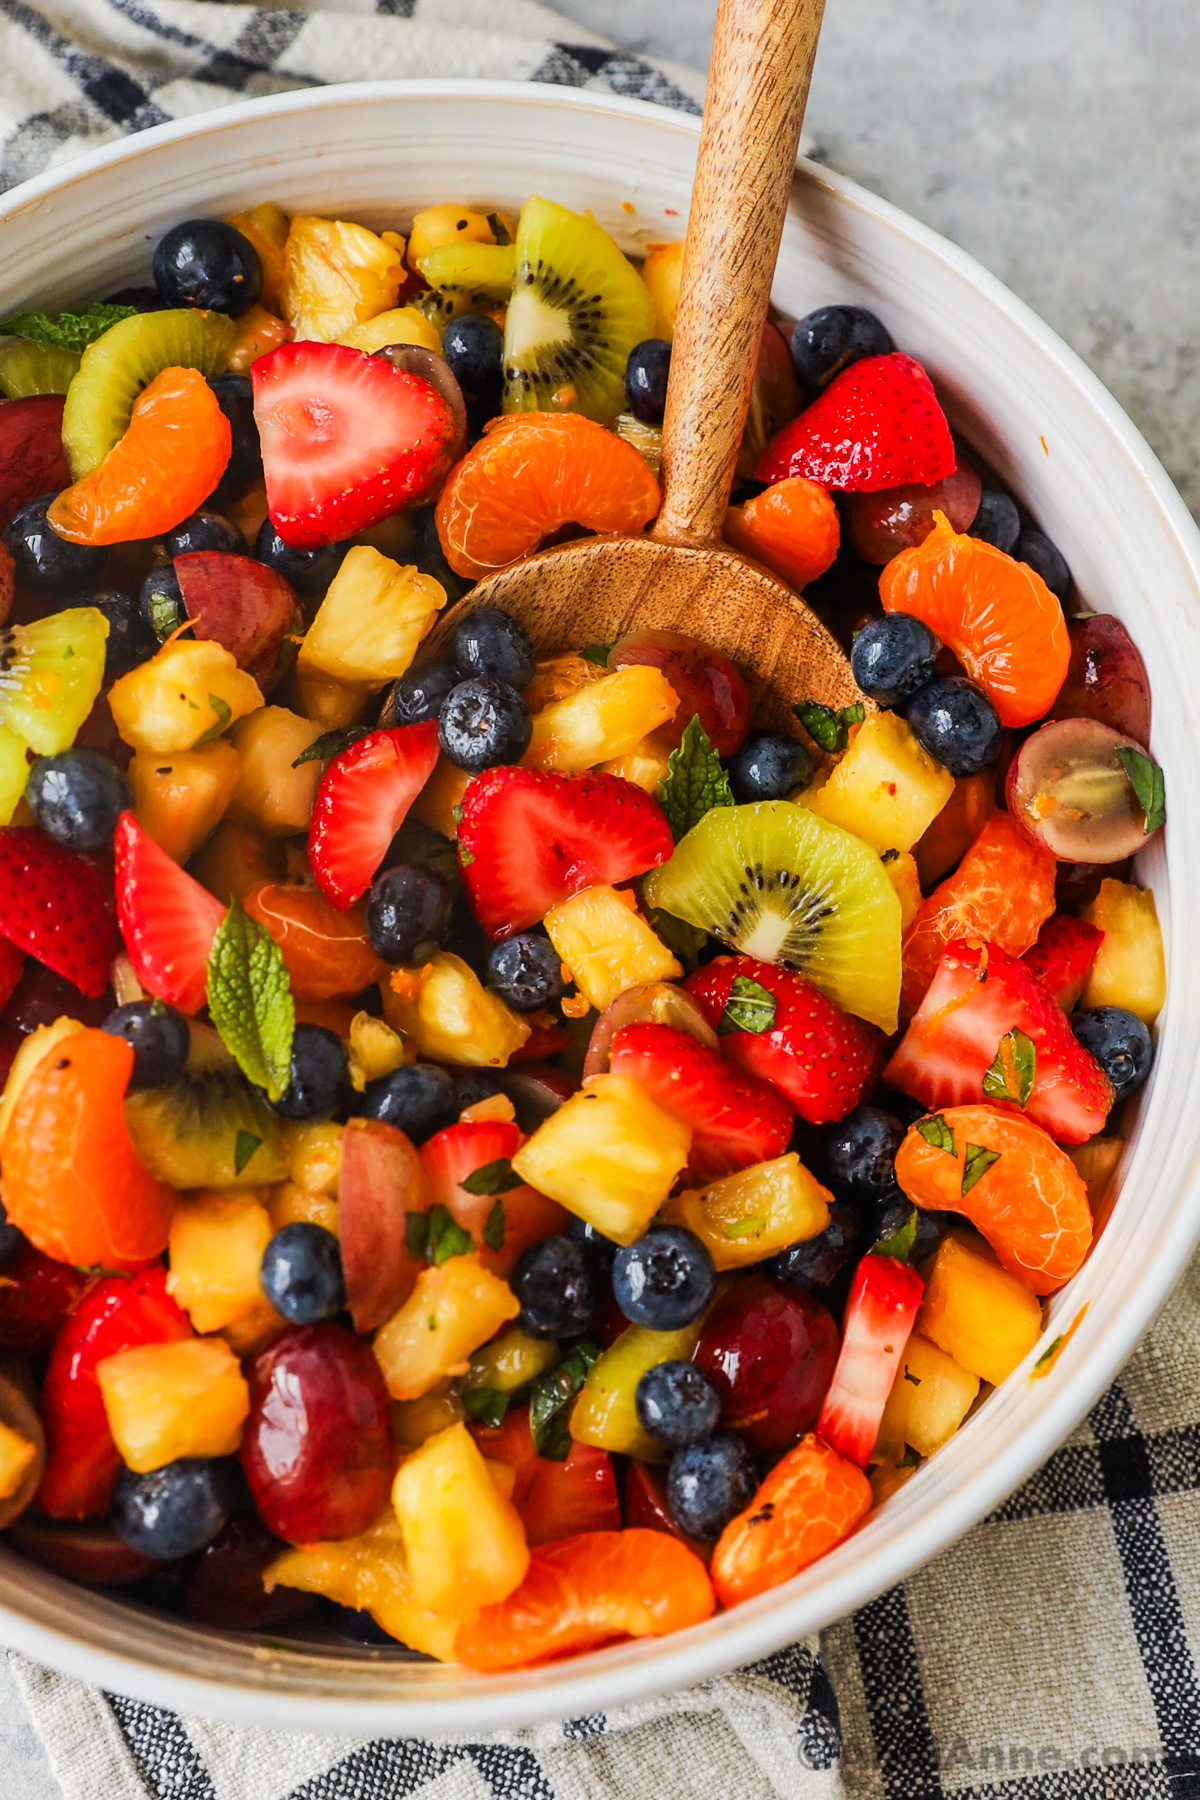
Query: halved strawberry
608 1021 793 1183
420 1116 566 1277
471 1402 620 1547
307 721 440 910
252 342 457 549
815 1252 924 1467
756 352 955 492
0 829 118 999
883 938 1113 1144
1021 914 1104 1012
685 955 879 1125
457 767 674 940
113 811 226 1014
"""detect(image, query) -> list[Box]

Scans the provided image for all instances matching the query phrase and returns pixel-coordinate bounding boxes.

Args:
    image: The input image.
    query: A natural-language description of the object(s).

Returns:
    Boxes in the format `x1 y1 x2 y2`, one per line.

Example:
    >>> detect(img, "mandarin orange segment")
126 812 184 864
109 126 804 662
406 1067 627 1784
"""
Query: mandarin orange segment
243 881 388 1001
900 813 1056 1022
48 367 232 546
895 1105 1092 1294
435 413 661 580
879 511 1070 727
0 1029 177 1268
453 1528 714 1670
711 1433 872 1608
723 476 841 591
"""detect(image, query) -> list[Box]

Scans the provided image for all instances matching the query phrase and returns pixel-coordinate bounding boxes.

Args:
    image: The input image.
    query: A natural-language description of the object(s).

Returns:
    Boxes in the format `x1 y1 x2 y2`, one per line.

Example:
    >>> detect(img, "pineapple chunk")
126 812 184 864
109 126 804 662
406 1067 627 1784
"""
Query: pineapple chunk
544 884 681 1011
224 304 292 377
339 307 441 355
392 1422 529 1615
166 1188 275 1334
884 849 923 930
870 1461 917 1505
348 1011 411 1091
382 952 530 1067
0 725 30 827
373 1253 520 1400
511 1072 691 1246
571 1323 702 1460
279 1119 344 1196
464 1327 559 1396
1081 879 1166 1024
808 712 954 855
225 201 289 311
221 1303 287 1359
297 547 445 686
266 1508 459 1661
600 727 675 793
660 1153 831 1270
873 1331 980 1462
281 216 404 341
190 819 285 905
393 1384 467 1452
523 653 606 712
227 706 326 836
524 665 678 772
110 638 263 754
641 241 684 340
289 668 374 730
129 740 241 863
0 1016 84 1142
98 1337 250 1471
917 1235 1043 1386
412 755 471 839
407 203 502 268
0 1419 37 1501
269 1180 339 1237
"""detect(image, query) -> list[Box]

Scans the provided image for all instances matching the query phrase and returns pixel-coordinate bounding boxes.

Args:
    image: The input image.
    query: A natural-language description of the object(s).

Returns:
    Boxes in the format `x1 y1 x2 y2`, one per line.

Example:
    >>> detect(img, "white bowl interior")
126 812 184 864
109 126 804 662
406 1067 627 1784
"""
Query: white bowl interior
1 81 1199 1733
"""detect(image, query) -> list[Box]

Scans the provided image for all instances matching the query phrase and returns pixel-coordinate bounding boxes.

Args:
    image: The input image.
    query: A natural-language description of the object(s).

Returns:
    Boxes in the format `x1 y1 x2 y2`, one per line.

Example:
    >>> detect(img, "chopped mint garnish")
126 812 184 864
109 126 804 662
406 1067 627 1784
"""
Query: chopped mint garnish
206 898 295 1103
487 212 513 246
903 1369 922 1387
1033 1334 1064 1376
641 900 708 972
656 714 735 842
719 974 777 1036
461 1157 523 1196
580 642 614 667
898 1447 920 1468
427 1203 473 1266
0 302 136 352
462 1387 510 1429
195 694 232 747
291 725 372 768
483 1200 507 1251
962 1143 1002 1197
1116 746 1166 834
723 1215 765 1240
916 1114 956 1157
880 848 900 865
529 1339 600 1460
874 1207 918 1262
234 1130 262 1175
983 1027 1037 1109
458 845 476 867
406 1212 430 1258
793 698 865 754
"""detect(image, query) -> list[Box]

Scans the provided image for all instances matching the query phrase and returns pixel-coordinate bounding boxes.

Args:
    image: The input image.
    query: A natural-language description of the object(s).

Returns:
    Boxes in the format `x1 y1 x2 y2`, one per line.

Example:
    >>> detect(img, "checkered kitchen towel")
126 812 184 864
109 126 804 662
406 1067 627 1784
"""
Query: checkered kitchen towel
4 2 1200 1796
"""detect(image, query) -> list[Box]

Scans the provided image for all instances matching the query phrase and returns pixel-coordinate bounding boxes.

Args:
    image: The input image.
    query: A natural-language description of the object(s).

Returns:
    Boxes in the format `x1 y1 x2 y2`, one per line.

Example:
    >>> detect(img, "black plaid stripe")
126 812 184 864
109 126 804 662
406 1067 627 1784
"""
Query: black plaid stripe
562 1713 607 1740
107 1692 218 1800
0 0 167 128
853 1583 944 1800
530 44 701 115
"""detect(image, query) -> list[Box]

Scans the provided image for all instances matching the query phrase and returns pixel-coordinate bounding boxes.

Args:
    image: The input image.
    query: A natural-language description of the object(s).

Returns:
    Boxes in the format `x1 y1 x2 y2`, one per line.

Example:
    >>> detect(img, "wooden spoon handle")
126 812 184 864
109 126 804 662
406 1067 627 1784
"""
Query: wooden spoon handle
654 0 826 547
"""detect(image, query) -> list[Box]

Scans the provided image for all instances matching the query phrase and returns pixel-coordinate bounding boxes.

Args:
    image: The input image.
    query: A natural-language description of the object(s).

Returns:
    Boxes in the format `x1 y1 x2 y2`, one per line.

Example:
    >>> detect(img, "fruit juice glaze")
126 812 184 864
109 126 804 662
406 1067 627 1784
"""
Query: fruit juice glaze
0 192 1163 1667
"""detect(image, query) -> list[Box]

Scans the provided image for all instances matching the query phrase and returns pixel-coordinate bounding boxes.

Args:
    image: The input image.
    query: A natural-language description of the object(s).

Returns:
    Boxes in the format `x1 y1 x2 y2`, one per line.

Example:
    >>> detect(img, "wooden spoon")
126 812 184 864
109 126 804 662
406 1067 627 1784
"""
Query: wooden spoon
419 0 860 735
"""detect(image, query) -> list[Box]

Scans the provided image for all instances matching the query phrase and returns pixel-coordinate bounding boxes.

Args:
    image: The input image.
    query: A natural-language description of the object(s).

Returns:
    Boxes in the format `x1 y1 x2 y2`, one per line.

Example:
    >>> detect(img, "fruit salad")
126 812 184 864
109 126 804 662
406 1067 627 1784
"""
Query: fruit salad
0 192 1165 1668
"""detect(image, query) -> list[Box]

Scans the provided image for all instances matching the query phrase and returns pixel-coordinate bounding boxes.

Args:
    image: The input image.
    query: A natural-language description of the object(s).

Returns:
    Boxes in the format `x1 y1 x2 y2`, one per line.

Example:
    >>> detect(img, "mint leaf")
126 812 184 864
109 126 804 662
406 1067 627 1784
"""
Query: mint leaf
723 1214 765 1240
427 1204 473 1266
461 1157 523 1196
483 1200 507 1251
234 1130 262 1175
916 1114 956 1157
899 1446 920 1467
529 1339 599 1460
656 714 735 842
719 975 776 1036
1033 1334 1064 1376
962 1143 1002 1197
206 898 295 1102
580 642 613 668
874 1207 918 1262
487 212 513 246
1117 746 1166 834
0 302 136 352
982 1028 1037 1108
880 847 900 865
462 1387 510 1428
195 694 232 747
292 725 372 768
406 1211 430 1258
904 1369 922 1386
793 699 865 754
641 901 708 972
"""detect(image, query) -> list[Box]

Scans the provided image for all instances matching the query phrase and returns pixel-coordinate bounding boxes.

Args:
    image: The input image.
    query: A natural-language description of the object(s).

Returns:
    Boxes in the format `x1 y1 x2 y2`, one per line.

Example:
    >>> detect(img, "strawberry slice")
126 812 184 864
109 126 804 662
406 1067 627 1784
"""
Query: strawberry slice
756 352 955 492
308 721 440 910
815 1253 924 1466
608 1021 793 1183
113 811 226 1014
685 955 879 1125
420 1116 567 1277
252 342 458 549
0 394 69 529
883 938 1113 1144
1021 914 1104 1012
0 829 118 999
457 766 674 940
472 1402 620 1547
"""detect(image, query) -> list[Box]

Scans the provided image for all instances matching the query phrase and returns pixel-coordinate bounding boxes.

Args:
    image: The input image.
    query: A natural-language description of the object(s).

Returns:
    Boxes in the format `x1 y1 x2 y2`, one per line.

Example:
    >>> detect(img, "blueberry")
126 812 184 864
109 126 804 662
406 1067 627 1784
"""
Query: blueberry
727 730 812 803
624 338 672 422
152 219 262 317
3 493 106 599
111 1458 237 1559
365 863 453 964
439 677 531 771
441 313 503 406
104 285 171 313
612 1226 716 1331
0 1200 22 1268
511 1235 595 1338
162 509 246 558
102 999 191 1090
324 1601 400 1645
26 748 132 850
486 933 566 1012
912 1207 948 1261
86 587 158 677
969 487 1021 555
356 1062 457 1141
1072 1005 1154 1102
260 1222 346 1324
452 607 537 688
140 563 185 642
453 1069 506 1111
870 1197 916 1246
384 816 458 881
388 658 459 728
254 521 350 601
819 1106 904 1208
906 675 1002 777
1017 526 1071 602
567 1214 618 1273
789 305 893 392
875 1085 927 1128
769 1203 858 1294
667 1434 757 1539
409 505 468 603
270 1024 351 1121
207 374 263 496
635 1360 720 1447
851 613 941 709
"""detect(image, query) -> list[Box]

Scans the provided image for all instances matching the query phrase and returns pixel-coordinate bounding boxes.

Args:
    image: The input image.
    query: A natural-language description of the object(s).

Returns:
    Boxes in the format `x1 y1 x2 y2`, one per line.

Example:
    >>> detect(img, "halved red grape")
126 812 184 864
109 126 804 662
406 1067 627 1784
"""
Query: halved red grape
0 396 69 531
1049 613 1150 744
842 459 982 564
0 1241 87 1353
7 1513 158 1585
692 1273 839 1454
1007 717 1163 861
583 981 718 1080
185 1512 316 1629
493 1063 579 1132
175 552 300 692
608 629 752 756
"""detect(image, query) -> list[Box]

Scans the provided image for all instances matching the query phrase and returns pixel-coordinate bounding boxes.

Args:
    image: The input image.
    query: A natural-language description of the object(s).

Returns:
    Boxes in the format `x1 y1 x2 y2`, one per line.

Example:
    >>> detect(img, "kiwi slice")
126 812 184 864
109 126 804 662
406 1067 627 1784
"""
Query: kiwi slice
0 338 80 399
502 195 655 421
643 801 902 1033
125 1023 285 1189
417 242 515 303
0 609 108 755
62 309 237 479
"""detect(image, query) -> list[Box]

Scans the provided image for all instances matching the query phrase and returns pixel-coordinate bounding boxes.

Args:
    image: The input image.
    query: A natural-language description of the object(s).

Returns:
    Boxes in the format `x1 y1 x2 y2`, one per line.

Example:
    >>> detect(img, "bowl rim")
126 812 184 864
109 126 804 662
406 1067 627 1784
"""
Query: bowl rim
3 76 1200 1734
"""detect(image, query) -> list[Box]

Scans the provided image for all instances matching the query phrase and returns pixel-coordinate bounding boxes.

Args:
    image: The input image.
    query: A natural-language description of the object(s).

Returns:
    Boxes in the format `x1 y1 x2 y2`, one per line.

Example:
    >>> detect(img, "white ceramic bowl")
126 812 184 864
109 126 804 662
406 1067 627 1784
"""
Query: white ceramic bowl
1 80 1198 1734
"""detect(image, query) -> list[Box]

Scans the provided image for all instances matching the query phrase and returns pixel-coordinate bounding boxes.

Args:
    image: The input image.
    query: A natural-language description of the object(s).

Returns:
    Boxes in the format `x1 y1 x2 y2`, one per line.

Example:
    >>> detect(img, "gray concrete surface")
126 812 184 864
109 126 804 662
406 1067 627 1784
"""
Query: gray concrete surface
5 1 1199 1792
